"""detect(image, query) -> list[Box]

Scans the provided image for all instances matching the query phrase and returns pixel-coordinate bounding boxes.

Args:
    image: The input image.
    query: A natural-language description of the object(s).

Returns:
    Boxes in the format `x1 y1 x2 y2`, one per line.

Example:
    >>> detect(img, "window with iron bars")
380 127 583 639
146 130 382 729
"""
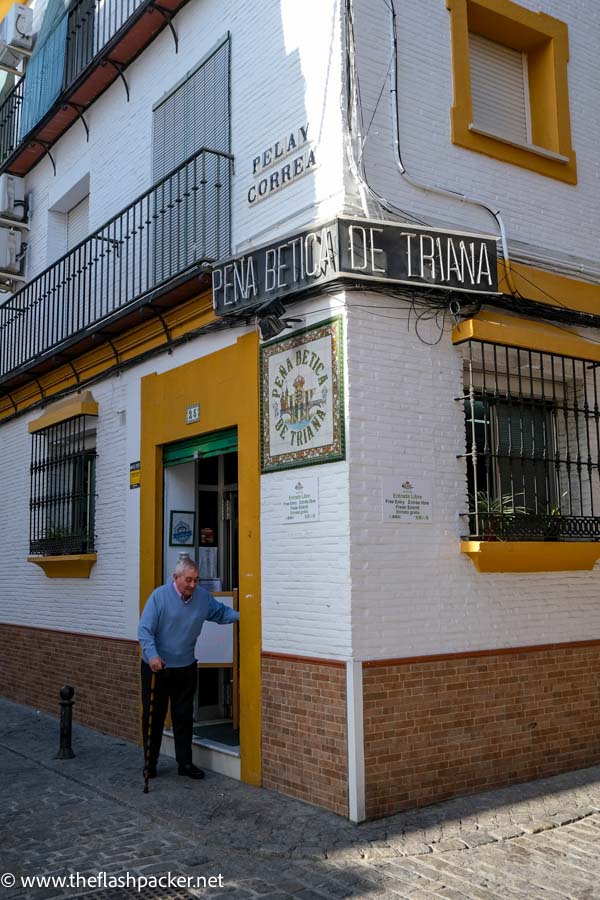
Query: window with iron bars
460 340 600 541
30 415 97 556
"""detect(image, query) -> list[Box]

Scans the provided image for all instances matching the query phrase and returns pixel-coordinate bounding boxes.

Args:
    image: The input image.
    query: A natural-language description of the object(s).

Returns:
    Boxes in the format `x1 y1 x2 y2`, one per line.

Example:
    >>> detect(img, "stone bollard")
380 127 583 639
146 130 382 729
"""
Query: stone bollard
55 685 75 759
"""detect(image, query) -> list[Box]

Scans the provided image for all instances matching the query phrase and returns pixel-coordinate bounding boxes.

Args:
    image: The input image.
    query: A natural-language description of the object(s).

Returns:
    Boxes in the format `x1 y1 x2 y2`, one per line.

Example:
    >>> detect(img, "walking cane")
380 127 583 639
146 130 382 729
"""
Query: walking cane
143 670 157 794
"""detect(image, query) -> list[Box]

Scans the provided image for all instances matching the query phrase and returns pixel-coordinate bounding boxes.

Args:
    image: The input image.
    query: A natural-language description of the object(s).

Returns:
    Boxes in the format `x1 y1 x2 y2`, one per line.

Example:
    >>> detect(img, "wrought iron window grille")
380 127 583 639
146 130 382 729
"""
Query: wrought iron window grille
459 339 600 542
29 414 97 556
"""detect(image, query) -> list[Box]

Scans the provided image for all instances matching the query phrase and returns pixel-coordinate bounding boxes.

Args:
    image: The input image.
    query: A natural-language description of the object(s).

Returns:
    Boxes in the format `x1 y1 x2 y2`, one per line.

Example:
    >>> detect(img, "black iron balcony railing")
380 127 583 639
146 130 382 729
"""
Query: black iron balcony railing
0 79 22 166
0 146 231 381
63 0 147 88
0 0 192 173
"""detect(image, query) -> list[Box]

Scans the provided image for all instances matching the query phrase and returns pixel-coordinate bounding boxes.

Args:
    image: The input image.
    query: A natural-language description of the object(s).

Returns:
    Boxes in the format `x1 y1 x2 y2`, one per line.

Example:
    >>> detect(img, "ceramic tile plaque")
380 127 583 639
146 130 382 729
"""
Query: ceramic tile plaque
261 317 345 472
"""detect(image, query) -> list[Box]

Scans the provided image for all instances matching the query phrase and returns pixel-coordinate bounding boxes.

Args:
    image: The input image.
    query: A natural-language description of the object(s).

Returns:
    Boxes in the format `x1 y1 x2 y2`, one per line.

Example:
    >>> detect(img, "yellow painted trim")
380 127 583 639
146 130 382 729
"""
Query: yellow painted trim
446 0 576 184
139 333 262 786
27 554 97 578
4 269 600 427
461 541 600 572
452 310 600 363
0 290 216 424
0 0 17 22
28 391 98 433
502 262 600 318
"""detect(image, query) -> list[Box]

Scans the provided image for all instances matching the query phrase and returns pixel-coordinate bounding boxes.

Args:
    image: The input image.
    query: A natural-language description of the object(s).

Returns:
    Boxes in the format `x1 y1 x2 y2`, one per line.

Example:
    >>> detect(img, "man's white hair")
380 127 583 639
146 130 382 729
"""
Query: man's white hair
174 557 199 576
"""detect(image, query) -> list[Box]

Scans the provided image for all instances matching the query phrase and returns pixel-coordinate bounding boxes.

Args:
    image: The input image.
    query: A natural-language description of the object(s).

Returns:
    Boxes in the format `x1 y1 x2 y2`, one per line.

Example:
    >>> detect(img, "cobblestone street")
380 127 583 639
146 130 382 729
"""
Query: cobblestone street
2 698 600 899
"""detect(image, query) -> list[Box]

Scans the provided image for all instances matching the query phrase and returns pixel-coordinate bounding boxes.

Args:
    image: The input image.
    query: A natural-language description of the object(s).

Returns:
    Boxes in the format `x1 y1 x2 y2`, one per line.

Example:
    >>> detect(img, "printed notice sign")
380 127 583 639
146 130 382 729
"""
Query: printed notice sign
282 476 319 523
129 461 141 489
382 476 432 523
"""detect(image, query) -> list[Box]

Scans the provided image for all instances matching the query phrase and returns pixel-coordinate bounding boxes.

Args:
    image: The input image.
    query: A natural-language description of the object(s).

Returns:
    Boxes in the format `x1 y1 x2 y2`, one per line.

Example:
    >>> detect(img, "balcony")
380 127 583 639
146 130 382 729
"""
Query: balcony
0 0 193 176
0 146 231 387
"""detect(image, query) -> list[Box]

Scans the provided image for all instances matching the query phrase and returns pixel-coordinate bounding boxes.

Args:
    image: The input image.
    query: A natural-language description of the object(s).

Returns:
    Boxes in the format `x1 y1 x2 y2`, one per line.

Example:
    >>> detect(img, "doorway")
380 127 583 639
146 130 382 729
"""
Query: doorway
140 332 262 785
162 429 239 756
194 449 239 748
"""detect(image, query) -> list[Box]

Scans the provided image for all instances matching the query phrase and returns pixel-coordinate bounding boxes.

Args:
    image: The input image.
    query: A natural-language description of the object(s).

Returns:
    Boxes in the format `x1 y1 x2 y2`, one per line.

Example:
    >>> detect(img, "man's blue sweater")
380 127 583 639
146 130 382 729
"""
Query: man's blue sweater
138 581 240 668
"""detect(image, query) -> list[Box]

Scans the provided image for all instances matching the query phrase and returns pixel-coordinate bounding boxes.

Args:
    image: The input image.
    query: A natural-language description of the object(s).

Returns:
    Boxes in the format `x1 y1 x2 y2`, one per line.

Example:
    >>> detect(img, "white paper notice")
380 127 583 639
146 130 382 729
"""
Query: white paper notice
281 476 320 523
382 476 432 523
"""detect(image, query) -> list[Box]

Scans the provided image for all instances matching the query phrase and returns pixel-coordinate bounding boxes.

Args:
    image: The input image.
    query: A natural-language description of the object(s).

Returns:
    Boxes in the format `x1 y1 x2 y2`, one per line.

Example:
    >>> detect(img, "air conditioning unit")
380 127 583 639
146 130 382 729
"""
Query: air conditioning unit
0 173 25 220
0 4 33 71
0 226 22 273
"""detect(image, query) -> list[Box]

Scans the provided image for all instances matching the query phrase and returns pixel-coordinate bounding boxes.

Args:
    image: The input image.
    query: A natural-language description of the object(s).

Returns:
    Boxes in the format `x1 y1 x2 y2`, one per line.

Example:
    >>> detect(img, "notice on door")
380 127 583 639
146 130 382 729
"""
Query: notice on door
381 476 432 523
281 476 319 523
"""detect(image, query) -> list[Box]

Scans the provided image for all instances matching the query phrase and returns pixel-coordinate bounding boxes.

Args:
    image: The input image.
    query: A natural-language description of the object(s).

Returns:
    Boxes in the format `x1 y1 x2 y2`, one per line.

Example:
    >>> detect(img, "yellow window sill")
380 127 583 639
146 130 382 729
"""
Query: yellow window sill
461 541 600 573
468 125 570 164
27 554 97 578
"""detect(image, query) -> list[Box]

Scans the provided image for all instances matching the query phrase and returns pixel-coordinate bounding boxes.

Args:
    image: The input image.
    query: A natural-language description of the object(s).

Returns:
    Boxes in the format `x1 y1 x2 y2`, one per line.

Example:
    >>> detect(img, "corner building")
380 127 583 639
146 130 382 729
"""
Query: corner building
0 0 599 821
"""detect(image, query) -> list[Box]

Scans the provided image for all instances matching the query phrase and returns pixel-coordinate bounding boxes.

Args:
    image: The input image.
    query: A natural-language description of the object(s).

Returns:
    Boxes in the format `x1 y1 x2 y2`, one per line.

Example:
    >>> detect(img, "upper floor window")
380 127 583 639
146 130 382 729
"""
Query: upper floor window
469 33 530 146
152 36 230 279
446 0 576 184
460 339 600 541
29 413 97 556
66 194 89 251
152 36 230 182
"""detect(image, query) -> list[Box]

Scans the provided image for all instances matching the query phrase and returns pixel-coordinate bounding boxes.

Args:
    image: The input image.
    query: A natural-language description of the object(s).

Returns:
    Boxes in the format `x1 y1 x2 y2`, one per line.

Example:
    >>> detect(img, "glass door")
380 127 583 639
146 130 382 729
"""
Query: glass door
194 451 239 741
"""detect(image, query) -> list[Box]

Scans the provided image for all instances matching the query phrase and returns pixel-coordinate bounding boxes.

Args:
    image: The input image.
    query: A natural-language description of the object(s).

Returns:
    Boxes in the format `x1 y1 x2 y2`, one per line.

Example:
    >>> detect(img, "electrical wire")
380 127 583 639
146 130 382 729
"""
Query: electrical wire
357 52 394 166
355 0 600 334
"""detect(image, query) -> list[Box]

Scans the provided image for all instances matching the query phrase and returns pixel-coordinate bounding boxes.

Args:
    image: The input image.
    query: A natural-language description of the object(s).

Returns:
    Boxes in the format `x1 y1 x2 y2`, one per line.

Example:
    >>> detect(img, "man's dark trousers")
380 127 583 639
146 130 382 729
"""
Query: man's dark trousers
141 661 197 767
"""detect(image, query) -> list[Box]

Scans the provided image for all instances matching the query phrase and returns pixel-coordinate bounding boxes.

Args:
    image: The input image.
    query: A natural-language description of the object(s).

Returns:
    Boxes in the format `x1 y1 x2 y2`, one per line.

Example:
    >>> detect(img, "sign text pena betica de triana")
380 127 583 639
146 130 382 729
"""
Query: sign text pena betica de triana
212 218 498 316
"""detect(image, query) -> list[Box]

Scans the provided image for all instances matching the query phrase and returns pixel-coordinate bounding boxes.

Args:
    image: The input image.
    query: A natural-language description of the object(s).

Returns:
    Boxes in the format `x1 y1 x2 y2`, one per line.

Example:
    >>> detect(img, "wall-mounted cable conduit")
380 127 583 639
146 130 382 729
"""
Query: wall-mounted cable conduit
344 0 519 296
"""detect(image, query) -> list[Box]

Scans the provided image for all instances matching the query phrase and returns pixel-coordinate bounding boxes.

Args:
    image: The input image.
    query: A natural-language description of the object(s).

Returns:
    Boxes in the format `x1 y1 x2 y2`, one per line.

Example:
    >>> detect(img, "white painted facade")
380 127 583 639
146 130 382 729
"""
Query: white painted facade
345 292 600 659
23 0 346 282
1 0 599 670
350 0 600 278
0 326 243 639
0 0 348 639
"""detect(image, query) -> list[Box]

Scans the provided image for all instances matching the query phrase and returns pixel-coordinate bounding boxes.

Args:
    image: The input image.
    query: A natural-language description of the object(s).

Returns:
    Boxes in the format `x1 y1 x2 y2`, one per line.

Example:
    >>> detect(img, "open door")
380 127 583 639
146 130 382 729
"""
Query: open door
163 429 239 754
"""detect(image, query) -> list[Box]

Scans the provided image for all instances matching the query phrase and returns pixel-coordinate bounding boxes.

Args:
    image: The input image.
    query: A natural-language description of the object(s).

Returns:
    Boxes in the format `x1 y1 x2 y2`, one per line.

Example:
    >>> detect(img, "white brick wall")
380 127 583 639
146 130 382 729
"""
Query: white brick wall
346 291 600 659
0 327 242 639
5 0 600 664
22 0 345 282
351 0 600 274
260 297 353 658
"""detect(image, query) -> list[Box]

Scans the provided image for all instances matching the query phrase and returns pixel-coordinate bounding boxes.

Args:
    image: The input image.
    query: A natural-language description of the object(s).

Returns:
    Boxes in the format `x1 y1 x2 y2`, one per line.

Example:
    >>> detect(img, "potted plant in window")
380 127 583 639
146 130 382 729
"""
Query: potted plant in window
470 490 527 541
543 492 568 541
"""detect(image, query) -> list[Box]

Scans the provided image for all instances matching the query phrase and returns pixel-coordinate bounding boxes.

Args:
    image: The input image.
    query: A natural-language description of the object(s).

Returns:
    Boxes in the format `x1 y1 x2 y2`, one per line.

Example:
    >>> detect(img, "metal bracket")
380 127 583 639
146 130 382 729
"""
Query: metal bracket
60 357 81 384
93 234 122 255
146 304 173 343
105 336 122 366
33 376 45 400
148 2 178 52
32 140 57 176
63 102 90 142
103 59 130 102
0 389 18 413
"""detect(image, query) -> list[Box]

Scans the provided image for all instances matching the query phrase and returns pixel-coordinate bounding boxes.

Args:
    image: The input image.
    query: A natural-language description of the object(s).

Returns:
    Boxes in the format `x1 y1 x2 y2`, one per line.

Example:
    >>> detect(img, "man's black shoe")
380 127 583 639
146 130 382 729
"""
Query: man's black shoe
178 763 205 779
144 764 157 778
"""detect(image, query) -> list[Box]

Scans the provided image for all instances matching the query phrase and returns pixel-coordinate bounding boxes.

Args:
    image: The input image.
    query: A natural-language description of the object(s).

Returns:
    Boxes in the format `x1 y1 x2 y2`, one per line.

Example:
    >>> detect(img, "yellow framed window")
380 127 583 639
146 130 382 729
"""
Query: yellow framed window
446 0 576 184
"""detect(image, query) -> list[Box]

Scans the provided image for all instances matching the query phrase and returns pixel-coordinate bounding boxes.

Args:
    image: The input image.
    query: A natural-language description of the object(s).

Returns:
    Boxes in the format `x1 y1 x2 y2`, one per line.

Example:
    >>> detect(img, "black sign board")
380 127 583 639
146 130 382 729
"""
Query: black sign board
212 217 498 316
212 221 339 316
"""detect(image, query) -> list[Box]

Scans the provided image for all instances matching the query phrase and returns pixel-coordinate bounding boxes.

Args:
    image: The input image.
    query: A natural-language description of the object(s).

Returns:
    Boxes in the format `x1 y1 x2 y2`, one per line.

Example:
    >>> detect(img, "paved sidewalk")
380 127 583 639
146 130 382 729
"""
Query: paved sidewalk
2 698 600 898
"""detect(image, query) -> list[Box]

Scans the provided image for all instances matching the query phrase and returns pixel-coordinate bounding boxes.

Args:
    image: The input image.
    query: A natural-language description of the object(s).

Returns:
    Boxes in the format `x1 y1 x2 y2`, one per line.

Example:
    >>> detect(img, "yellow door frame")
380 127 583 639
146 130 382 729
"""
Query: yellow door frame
139 332 261 785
